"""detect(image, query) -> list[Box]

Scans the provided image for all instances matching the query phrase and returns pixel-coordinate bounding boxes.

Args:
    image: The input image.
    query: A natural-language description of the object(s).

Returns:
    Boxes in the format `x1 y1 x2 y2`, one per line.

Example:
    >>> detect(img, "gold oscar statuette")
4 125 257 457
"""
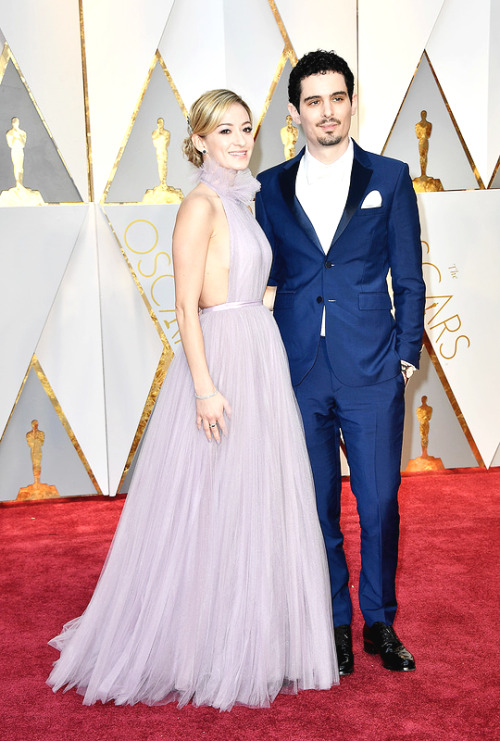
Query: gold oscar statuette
405 396 445 472
0 117 45 206
142 117 184 204
17 420 60 500
280 114 299 161
412 110 443 193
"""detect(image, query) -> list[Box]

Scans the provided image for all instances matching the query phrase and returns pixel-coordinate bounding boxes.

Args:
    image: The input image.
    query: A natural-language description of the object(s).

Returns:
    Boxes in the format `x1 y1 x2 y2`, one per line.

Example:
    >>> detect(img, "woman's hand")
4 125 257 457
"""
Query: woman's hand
196 391 232 443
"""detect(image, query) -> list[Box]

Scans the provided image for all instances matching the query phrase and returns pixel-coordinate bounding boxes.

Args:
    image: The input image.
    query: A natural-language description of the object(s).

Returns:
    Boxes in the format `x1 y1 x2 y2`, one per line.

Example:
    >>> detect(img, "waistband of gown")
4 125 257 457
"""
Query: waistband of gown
200 300 263 314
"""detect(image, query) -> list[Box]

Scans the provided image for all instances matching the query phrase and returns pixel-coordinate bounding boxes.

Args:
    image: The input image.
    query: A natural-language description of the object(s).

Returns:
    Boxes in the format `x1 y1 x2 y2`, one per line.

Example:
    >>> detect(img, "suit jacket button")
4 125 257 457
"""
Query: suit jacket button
316 296 323 303
325 261 334 268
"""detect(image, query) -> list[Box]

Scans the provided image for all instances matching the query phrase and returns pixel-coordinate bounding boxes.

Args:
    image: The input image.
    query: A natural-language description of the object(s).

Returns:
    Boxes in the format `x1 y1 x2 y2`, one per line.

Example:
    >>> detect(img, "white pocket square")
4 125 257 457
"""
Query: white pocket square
361 190 382 208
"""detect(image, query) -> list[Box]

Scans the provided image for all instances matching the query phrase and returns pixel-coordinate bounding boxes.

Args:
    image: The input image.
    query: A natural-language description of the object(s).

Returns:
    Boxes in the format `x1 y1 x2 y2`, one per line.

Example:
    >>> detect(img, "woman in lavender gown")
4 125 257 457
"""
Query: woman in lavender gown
47 90 338 710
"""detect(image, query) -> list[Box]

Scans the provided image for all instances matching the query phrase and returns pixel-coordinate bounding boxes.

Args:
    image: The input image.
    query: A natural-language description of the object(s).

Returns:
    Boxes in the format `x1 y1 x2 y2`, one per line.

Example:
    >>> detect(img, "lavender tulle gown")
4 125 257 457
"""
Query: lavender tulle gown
47 162 338 710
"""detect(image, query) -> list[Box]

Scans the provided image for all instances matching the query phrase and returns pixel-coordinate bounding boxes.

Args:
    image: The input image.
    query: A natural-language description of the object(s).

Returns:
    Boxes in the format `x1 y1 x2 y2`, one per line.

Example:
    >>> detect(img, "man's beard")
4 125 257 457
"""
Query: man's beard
316 120 342 147
317 134 342 147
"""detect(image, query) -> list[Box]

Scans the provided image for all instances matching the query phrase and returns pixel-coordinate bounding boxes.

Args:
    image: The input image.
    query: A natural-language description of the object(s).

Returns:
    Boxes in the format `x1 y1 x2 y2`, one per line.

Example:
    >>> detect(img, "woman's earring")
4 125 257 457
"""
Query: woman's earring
202 149 207 155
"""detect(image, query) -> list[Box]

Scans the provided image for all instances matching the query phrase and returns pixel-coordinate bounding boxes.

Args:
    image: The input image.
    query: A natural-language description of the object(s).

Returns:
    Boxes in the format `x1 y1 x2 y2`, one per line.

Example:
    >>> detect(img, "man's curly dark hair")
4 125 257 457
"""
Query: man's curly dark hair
288 50 355 111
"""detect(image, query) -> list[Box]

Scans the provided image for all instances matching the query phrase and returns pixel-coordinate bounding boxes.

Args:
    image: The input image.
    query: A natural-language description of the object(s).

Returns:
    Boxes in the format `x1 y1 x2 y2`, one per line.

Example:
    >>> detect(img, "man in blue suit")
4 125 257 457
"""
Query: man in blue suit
256 51 425 675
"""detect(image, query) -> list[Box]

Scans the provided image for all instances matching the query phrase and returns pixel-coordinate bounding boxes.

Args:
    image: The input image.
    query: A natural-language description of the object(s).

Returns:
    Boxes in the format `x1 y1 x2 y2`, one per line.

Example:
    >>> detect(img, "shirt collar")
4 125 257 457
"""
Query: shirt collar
303 139 354 185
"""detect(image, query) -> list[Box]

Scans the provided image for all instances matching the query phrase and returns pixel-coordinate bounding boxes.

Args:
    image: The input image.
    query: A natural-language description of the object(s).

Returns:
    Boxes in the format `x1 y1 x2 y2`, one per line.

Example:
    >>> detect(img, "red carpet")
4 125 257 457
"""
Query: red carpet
1 469 498 740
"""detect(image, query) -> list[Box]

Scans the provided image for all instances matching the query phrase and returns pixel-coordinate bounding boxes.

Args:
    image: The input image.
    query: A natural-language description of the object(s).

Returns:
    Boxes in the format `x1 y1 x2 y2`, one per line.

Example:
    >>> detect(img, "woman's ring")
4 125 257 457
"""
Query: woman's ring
209 423 217 428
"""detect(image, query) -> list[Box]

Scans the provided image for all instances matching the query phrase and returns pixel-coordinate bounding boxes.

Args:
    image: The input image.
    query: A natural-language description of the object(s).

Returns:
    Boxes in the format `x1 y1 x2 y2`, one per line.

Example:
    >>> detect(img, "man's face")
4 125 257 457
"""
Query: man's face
288 71 357 161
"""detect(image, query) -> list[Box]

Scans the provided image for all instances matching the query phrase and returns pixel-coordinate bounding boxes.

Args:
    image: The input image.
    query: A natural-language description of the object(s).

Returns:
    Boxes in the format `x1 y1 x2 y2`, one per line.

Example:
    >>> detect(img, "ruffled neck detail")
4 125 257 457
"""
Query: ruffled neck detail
198 157 260 205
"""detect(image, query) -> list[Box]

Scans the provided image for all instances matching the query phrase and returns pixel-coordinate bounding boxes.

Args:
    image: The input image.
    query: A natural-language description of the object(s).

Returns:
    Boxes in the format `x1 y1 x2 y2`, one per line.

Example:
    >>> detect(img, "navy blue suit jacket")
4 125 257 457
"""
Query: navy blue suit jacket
256 141 425 388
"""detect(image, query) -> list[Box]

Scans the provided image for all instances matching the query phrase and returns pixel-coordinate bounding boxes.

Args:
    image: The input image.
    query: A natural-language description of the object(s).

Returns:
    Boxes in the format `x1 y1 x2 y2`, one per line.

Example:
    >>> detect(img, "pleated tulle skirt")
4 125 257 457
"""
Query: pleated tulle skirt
47 303 338 710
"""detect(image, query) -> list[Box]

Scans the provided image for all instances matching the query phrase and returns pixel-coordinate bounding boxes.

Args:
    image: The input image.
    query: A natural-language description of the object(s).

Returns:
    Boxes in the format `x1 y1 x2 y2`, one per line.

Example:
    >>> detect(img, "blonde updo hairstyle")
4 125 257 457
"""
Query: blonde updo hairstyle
183 89 252 168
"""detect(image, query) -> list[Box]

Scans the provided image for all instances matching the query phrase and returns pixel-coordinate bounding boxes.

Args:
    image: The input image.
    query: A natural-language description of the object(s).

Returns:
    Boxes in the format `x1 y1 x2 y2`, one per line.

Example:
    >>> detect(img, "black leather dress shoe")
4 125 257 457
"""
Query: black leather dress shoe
334 624 354 676
363 622 416 671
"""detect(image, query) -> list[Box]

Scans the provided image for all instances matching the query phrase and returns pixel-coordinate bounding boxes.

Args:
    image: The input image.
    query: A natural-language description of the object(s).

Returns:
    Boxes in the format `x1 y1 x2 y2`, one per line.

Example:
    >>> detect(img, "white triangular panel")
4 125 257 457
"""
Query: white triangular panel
104 60 191 204
488 2 500 183
358 0 444 153
426 0 497 184
97 206 164 496
0 1 87 198
419 190 500 466
158 0 284 120
274 0 357 65
158 0 224 112
224 0 286 120
105 204 180 352
0 206 86 437
35 205 108 492
383 54 479 191
82 0 175 199
0 368 98 501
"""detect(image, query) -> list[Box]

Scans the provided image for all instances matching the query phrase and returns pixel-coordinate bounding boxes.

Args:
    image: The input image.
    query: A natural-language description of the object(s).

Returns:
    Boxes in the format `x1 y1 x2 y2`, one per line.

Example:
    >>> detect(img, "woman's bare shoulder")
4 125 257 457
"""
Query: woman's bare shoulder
179 182 220 216
174 183 222 244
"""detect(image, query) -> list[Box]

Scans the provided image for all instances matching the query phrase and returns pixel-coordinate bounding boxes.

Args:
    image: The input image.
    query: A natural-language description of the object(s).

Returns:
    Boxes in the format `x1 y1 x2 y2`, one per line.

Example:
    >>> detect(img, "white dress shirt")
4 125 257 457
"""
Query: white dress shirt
296 140 354 334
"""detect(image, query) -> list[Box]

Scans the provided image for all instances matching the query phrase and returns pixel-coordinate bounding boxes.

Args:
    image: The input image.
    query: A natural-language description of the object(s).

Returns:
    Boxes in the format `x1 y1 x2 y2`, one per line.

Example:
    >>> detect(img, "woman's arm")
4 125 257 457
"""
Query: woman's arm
263 285 276 311
172 192 231 442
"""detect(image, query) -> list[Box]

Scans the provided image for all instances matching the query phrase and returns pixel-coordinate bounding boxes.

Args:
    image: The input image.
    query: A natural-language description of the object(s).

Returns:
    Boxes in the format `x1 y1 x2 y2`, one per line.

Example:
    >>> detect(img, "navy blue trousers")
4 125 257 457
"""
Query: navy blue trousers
294 339 405 627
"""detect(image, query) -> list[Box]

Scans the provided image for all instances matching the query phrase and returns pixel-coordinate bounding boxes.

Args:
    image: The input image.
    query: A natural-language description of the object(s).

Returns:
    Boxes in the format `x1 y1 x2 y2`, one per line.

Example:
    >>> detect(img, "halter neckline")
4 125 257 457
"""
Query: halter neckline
197 157 260 205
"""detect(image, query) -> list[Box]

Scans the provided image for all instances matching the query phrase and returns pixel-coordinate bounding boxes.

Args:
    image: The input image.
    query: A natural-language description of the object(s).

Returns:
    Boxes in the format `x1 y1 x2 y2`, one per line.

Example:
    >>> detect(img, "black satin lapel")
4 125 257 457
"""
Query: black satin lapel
293 198 324 253
278 157 300 211
278 159 323 254
329 157 373 249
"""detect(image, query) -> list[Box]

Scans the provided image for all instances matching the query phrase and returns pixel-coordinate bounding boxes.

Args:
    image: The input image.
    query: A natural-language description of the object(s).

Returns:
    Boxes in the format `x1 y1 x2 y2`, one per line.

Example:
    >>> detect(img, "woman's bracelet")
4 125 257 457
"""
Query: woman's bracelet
195 389 218 400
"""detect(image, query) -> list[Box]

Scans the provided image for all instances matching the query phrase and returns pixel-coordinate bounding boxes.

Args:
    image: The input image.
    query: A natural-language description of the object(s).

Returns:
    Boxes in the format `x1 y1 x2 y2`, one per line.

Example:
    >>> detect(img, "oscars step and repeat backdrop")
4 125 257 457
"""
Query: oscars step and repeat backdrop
0 0 499 500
